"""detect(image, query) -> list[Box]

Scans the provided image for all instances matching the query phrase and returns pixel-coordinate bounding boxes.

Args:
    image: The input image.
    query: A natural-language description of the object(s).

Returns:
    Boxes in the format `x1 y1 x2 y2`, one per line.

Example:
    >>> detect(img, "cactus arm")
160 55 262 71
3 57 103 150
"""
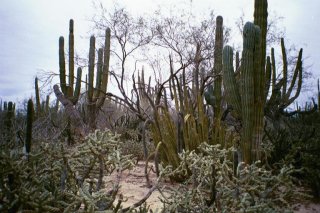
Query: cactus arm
35 77 41 116
97 28 111 108
88 36 95 103
254 0 268 72
284 48 303 107
265 56 272 100
222 45 241 116
213 16 223 118
59 36 67 94
169 56 180 111
271 48 276 91
73 67 82 104
69 19 74 91
280 38 288 100
267 47 278 105
94 48 103 100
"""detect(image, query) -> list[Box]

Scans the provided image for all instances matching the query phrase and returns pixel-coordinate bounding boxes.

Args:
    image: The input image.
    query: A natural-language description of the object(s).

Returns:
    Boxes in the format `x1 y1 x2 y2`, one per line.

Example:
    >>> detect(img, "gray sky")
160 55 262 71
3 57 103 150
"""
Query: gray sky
1 0 319 105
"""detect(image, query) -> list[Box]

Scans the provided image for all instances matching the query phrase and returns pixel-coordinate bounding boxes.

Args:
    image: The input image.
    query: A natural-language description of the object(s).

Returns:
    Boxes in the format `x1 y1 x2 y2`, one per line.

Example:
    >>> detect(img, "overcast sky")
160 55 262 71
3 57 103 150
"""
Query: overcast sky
1 0 319 105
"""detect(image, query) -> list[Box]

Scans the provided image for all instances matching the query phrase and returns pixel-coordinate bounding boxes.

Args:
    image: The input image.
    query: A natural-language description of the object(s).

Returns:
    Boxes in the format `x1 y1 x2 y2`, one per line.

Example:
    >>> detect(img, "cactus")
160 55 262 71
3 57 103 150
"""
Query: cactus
241 22 260 163
204 85 215 107
266 39 303 115
86 28 111 130
55 20 110 132
222 46 241 117
222 21 265 163
222 0 305 163
25 99 33 156
35 77 41 117
45 95 50 113
213 16 223 119
58 19 82 105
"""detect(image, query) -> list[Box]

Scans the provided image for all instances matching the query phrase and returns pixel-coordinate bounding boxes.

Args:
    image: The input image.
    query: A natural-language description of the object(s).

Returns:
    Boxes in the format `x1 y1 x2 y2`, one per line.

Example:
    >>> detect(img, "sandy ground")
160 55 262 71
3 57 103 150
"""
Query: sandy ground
104 161 167 211
105 161 320 212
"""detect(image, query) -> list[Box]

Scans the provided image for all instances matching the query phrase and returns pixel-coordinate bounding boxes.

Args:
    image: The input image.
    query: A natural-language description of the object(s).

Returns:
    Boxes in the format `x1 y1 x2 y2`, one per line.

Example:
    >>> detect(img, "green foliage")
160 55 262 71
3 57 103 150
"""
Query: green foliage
159 143 308 212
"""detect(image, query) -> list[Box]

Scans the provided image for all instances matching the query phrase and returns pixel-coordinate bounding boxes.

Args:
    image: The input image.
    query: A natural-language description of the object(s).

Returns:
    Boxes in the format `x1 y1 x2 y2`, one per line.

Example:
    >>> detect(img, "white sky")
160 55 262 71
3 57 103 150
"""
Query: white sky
1 0 319 105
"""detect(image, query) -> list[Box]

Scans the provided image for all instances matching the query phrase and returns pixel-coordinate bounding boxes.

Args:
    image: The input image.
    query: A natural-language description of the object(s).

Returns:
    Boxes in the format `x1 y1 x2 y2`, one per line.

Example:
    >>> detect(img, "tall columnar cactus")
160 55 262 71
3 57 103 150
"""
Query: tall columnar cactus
35 77 41 117
223 22 265 163
25 99 33 156
58 19 82 105
86 28 111 130
202 16 224 144
213 16 223 119
222 0 304 163
54 20 111 133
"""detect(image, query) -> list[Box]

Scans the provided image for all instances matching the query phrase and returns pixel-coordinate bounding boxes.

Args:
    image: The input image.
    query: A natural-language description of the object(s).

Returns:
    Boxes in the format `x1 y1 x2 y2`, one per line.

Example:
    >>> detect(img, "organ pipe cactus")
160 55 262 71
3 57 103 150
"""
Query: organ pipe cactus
86 28 111 129
222 0 305 163
58 19 82 105
55 20 110 131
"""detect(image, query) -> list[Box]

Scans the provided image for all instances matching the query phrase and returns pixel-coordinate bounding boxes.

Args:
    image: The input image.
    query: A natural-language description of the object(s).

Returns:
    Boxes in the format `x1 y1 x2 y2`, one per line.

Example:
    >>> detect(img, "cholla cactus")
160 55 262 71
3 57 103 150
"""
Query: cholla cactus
159 142 308 212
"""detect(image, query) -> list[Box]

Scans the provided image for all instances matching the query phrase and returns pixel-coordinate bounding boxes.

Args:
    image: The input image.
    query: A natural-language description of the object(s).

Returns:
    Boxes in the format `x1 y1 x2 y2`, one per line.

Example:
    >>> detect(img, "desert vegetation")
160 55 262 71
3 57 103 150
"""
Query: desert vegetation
1 0 320 212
